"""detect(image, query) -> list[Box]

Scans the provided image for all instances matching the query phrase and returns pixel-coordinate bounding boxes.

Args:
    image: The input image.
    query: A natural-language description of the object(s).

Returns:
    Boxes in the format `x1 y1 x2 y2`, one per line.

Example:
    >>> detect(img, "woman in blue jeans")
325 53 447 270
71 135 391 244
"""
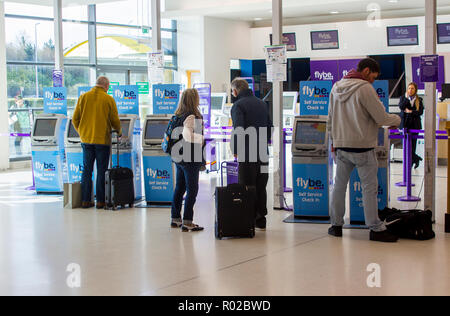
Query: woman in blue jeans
170 89 205 232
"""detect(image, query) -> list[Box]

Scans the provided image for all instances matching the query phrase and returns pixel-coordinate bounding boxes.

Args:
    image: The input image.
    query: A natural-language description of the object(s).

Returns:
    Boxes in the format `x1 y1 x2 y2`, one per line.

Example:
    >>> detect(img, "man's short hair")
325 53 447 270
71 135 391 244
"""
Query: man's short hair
96 76 110 87
357 58 381 74
231 78 250 94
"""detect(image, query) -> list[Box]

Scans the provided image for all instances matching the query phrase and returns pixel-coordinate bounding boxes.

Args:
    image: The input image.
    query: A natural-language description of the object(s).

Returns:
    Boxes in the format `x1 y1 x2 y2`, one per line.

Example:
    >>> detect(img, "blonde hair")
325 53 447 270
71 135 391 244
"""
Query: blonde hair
175 88 202 118
408 82 420 111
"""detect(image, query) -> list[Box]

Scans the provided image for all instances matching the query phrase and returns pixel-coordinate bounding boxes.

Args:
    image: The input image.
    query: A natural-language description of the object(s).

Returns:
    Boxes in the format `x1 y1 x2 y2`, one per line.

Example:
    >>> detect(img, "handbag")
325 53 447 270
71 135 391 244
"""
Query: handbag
64 182 83 209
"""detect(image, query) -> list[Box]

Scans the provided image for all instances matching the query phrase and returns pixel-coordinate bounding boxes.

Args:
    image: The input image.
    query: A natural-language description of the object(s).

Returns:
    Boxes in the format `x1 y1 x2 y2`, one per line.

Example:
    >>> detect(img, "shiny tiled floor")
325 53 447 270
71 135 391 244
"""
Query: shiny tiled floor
0 163 449 296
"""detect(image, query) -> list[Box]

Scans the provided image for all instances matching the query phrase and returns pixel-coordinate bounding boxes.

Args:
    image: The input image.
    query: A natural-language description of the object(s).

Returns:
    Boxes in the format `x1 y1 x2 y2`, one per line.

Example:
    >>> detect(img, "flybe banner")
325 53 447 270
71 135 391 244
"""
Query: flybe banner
32 150 64 192
153 84 182 115
113 85 140 115
299 81 332 116
43 87 67 115
372 80 389 112
143 155 174 203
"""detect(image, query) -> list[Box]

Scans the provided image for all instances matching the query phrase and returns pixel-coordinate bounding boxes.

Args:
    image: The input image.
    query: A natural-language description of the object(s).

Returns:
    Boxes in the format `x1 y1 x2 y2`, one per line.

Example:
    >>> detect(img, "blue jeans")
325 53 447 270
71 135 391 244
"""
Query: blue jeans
81 144 110 203
171 163 201 222
330 150 386 232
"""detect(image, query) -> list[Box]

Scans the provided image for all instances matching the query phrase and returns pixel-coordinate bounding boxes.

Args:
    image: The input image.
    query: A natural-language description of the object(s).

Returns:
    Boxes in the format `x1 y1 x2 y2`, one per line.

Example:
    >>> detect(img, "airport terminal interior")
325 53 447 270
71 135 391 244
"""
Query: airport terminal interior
0 0 450 296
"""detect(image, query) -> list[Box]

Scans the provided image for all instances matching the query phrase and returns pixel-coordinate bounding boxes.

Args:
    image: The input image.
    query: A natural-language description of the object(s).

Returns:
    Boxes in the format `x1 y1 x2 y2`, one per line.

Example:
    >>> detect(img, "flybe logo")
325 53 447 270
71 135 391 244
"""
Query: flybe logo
115 89 137 100
395 29 409 35
147 168 170 179
35 161 56 172
376 88 386 99
318 33 332 40
314 71 334 81
302 85 330 98
155 89 178 100
69 163 84 174
353 182 383 195
45 91 65 101
296 177 324 190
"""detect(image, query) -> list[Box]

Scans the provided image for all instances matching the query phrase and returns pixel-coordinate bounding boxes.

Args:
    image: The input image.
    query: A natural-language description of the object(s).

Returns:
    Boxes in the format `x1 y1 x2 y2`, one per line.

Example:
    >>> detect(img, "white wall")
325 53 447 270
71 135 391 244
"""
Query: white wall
0 2 10 170
176 16 252 92
176 16 205 87
203 17 252 92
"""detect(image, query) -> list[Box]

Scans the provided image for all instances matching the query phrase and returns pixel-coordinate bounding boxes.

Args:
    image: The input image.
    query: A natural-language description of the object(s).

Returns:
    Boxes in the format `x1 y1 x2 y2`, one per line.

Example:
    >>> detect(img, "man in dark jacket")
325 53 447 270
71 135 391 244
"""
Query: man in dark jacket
231 78 273 230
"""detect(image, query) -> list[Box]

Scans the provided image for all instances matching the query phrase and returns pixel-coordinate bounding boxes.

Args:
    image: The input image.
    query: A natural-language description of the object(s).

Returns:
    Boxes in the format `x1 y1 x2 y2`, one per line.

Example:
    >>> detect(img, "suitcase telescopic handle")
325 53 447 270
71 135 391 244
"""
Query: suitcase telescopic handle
111 130 120 168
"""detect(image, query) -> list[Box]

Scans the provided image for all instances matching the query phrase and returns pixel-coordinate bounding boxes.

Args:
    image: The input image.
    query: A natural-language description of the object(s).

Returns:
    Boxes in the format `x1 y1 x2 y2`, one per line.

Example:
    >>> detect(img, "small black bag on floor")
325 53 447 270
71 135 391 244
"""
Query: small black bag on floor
215 184 256 240
379 207 435 240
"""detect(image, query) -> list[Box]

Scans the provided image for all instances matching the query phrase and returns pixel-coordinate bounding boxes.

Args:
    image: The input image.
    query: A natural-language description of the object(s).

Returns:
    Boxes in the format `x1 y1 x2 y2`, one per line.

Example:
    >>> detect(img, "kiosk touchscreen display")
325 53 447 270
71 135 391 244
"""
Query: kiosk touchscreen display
145 120 169 140
211 96 224 111
295 121 326 145
283 96 295 111
120 120 131 138
34 119 57 137
67 121 80 138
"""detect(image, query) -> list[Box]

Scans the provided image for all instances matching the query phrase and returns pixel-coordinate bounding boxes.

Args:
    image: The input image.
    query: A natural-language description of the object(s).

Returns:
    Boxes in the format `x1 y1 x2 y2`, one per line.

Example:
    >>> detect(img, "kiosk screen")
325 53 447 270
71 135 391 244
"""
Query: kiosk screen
211 96 224 111
67 121 80 138
120 120 131 138
295 121 326 145
145 120 169 140
283 96 295 110
34 119 57 137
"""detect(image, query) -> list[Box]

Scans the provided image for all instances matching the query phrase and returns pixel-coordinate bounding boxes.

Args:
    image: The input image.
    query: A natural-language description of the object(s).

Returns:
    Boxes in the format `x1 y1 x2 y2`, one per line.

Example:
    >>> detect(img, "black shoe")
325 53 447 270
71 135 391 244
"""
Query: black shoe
328 226 343 237
255 217 267 231
370 230 399 243
413 161 420 169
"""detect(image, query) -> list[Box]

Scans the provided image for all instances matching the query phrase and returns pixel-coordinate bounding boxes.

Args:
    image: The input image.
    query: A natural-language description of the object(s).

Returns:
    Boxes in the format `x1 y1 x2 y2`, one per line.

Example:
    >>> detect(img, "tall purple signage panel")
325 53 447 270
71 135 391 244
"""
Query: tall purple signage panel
194 83 211 128
387 25 418 46
270 33 297 51
420 55 439 83
412 56 445 91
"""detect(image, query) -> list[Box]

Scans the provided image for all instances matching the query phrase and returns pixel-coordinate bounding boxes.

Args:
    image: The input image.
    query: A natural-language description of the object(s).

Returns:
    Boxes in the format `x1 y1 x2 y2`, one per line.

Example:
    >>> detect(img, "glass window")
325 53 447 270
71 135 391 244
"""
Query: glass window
5 18 55 63
63 5 88 21
4 2 53 18
7 64 53 102
65 66 90 99
97 0 142 26
63 22 89 64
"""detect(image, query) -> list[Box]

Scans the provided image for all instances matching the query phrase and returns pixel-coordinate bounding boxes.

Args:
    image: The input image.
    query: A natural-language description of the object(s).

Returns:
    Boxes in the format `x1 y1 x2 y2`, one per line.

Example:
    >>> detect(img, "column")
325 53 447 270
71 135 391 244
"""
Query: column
54 0 64 76
151 0 162 52
0 2 10 170
424 0 437 221
88 4 97 86
272 0 285 210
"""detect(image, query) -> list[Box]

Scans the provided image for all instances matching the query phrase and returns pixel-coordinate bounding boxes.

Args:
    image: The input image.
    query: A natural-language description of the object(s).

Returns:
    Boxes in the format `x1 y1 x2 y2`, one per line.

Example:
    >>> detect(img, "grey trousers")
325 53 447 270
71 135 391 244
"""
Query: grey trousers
330 149 386 232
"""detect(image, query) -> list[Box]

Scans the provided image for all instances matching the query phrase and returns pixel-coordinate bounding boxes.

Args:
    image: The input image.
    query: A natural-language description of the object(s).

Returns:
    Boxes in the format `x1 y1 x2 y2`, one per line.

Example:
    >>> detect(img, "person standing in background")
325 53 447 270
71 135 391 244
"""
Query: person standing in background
398 82 424 169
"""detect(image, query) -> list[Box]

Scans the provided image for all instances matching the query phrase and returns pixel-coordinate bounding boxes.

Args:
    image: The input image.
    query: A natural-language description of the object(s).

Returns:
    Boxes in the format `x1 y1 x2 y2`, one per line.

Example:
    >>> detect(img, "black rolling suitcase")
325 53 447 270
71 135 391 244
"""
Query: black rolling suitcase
215 183 256 240
105 131 135 211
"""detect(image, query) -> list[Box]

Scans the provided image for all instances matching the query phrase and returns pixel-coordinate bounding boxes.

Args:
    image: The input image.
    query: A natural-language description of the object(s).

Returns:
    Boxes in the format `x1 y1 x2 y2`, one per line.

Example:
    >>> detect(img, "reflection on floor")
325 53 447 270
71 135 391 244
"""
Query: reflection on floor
0 163 449 296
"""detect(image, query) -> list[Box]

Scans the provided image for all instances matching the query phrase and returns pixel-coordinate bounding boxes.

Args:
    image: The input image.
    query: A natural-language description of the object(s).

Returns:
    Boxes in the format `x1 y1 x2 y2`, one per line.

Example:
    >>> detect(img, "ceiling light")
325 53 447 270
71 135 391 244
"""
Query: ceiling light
330 11 339 14
254 18 263 21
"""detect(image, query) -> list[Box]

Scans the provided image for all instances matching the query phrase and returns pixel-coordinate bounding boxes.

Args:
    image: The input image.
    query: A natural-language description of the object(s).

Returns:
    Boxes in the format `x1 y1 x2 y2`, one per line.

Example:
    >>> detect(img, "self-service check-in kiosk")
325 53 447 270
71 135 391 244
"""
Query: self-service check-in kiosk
283 92 298 129
31 114 67 193
111 115 142 201
142 115 175 205
292 116 332 220
65 119 83 183
349 128 390 225
211 93 230 127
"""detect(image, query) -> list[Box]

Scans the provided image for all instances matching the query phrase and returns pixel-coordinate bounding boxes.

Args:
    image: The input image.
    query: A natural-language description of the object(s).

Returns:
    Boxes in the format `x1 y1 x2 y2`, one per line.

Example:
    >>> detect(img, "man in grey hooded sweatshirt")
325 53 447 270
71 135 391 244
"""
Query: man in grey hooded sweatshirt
328 58 401 243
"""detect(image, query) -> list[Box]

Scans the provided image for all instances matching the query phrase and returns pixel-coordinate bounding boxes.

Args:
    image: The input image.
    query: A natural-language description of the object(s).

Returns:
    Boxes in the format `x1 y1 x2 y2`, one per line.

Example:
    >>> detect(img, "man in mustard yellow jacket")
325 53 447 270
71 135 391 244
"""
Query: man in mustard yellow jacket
73 76 122 209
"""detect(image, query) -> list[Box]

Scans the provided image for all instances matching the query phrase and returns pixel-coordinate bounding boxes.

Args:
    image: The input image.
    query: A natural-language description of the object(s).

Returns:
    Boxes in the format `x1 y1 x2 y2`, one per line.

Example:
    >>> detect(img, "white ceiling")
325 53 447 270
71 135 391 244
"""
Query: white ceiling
3 0 450 26
163 0 450 26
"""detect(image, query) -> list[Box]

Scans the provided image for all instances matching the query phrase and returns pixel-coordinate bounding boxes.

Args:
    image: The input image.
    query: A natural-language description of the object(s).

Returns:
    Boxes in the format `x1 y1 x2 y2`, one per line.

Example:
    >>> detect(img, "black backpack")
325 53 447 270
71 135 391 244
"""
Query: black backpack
379 207 435 241
161 114 188 154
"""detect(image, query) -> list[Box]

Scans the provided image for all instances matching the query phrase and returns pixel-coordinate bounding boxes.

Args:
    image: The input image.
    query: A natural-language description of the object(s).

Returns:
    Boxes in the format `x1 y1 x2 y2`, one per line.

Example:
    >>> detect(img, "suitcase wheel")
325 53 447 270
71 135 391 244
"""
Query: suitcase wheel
129 204 134 208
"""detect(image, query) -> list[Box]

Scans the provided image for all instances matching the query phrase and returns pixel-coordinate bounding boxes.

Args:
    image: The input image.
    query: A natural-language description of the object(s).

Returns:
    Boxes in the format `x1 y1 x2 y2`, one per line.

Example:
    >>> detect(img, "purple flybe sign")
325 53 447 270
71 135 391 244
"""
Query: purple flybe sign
311 30 339 50
310 60 339 84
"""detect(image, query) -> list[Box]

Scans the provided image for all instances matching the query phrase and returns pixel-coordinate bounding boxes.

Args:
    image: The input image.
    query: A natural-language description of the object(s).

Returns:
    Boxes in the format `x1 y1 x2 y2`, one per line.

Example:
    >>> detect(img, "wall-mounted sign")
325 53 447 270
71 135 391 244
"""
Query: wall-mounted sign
113 85 139 115
153 84 182 115
270 33 297 51
52 69 63 88
43 87 67 115
310 30 339 50
387 25 418 46
310 60 339 84
438 23 450 44
420 55 439 83
412 56 445 91
299 81 332 116
137 82 150 95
